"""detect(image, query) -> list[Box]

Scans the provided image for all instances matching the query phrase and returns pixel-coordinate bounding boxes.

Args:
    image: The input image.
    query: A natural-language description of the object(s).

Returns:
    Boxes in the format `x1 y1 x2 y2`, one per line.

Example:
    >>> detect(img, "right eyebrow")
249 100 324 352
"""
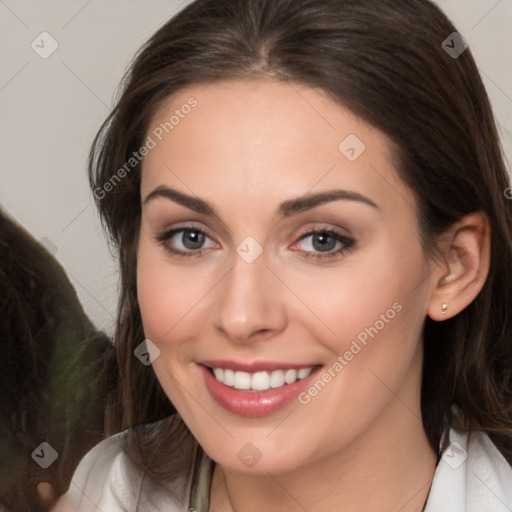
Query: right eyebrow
143 186 216 216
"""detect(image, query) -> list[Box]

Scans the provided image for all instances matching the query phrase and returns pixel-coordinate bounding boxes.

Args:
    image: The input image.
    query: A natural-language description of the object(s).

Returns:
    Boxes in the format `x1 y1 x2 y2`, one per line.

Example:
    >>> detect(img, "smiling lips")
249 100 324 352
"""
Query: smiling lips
198 360 323 416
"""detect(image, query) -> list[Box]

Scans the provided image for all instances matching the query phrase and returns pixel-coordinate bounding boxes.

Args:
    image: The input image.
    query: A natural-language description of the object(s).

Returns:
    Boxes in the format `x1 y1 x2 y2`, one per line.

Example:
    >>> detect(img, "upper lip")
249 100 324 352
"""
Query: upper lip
199 360 321 372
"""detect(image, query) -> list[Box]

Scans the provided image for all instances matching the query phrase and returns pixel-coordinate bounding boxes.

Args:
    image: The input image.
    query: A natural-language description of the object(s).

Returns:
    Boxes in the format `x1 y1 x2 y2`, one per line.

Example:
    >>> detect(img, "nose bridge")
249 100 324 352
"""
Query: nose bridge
213 241 286 342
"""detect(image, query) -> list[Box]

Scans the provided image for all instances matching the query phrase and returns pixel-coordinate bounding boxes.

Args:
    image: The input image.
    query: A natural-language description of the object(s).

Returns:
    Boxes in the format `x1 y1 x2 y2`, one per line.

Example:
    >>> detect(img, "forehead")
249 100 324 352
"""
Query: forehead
140 79 412 216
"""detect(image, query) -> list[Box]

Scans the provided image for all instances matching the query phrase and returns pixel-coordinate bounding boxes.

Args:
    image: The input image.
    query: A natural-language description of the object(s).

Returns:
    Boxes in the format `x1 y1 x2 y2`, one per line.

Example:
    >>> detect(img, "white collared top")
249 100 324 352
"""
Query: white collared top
425 426 512 511
54 417 512 511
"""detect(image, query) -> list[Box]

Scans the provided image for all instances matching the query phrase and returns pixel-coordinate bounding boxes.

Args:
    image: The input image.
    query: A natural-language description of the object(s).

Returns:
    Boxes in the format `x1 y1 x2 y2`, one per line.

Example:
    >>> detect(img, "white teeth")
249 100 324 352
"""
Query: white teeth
234 371 251 390
252 371 270 391
284 369 297 384
210 366 315 391
269 370 285 388
224 369 235 386
298 367 313 379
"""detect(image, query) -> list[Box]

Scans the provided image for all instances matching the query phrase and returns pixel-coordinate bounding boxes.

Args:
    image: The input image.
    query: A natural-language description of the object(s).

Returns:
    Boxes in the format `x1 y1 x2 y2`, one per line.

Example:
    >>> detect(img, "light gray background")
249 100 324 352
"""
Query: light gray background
1 0 511 335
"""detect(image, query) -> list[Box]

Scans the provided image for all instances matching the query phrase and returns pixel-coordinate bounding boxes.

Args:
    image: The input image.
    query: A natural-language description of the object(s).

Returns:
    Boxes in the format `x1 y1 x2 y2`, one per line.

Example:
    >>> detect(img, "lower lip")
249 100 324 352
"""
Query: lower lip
198 364 323 417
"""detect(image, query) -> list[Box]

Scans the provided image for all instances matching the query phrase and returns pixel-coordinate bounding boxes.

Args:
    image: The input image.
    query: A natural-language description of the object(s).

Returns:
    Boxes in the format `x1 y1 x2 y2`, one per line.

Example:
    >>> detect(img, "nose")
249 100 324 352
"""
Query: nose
213 246 287 344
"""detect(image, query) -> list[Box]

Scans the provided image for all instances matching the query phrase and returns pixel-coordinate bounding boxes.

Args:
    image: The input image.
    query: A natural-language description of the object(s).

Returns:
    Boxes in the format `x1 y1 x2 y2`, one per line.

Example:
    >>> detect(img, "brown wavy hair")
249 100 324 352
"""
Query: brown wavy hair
0 211 114 510
89 0 512 467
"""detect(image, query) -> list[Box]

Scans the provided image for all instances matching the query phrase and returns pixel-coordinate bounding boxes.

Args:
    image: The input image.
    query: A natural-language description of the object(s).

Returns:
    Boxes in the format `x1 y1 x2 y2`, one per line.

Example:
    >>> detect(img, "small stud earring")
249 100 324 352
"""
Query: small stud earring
442 303 448 316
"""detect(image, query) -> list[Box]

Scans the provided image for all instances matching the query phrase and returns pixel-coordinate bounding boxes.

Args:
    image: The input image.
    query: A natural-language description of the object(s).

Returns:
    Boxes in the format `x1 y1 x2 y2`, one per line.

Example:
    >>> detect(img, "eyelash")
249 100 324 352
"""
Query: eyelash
154 226 355 261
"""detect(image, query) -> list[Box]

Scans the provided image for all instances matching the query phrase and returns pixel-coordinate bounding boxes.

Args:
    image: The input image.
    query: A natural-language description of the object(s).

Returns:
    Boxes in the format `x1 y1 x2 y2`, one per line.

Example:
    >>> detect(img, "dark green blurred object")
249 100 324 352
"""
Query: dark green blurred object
0 211 114 511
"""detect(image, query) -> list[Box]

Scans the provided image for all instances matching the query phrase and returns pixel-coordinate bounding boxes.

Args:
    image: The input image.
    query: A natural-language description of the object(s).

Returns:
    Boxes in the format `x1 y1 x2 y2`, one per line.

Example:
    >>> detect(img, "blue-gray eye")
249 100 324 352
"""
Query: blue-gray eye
311 232 337 252
181 229 205 250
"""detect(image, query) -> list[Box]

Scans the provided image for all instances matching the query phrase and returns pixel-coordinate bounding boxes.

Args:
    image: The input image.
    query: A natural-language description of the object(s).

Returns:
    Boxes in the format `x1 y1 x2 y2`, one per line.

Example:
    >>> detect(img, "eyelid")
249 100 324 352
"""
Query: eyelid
292 229 354 248
294 222 353 239
156 222 216 241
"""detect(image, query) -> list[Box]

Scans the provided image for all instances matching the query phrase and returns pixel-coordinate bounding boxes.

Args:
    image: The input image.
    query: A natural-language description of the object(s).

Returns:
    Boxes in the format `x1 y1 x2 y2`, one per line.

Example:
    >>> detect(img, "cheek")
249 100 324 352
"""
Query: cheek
137 245 168 340
284 245 428 451
137 235 188 342
136 233 216 346
281 235 427 358
135 235 216 417
330 242 428 392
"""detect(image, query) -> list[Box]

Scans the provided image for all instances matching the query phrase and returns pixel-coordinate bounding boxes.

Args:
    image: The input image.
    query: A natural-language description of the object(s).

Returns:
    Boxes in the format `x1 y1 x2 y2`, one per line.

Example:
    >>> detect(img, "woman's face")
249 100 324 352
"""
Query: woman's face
137 79 436 473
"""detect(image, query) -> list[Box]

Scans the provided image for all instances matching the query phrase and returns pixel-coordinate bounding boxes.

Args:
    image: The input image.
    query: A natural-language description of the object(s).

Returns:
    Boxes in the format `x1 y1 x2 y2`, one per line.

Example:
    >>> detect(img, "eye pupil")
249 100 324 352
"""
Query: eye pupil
312 232 336 252
182 230 204 250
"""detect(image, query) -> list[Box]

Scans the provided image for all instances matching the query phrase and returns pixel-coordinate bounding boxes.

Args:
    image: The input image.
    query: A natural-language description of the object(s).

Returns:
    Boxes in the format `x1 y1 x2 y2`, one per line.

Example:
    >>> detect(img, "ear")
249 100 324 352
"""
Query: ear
427 212 491 321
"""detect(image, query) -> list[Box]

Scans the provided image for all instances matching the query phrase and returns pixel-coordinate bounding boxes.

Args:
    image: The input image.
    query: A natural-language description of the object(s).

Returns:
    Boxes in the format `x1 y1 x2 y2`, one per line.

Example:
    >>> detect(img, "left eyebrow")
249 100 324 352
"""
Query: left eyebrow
142 185 379 218
278 189 379 217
